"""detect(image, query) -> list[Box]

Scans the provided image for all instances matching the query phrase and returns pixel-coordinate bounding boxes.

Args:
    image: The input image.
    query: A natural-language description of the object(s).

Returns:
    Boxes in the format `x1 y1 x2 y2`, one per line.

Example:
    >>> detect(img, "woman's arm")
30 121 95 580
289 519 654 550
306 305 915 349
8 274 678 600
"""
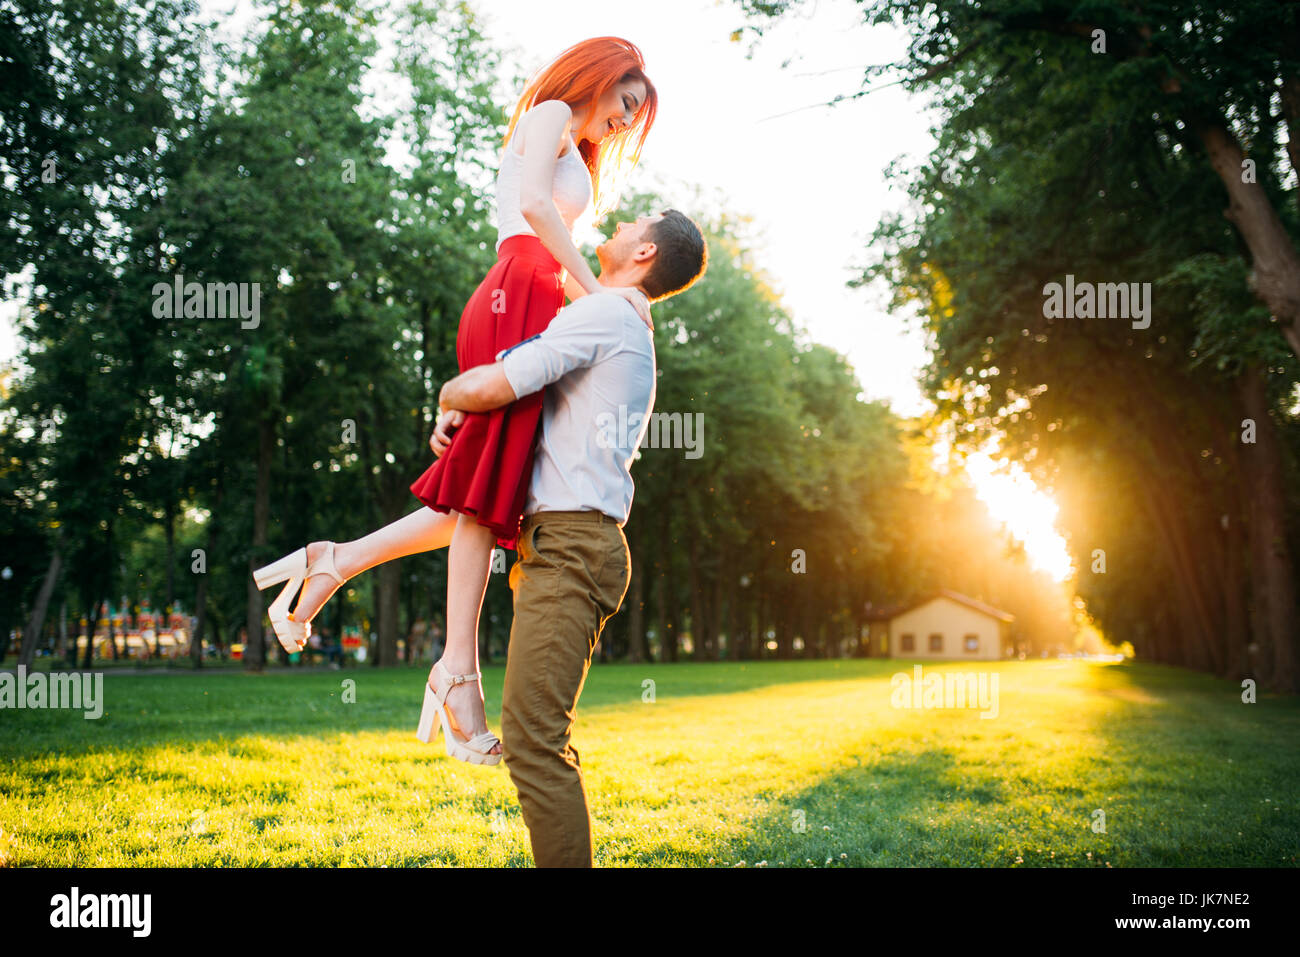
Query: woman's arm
562 270 585 303
518 101 652 326
518 100 602 295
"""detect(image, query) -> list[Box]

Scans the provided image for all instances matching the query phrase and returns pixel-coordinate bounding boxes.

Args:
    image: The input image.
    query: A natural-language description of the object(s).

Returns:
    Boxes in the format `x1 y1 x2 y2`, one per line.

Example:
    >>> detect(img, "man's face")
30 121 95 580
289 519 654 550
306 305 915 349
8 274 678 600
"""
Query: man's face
597 211 665 272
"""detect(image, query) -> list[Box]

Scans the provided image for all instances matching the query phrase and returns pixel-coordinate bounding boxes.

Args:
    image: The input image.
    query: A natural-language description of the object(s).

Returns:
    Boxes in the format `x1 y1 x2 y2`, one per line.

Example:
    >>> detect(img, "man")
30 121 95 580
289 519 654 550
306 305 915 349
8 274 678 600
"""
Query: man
430 209 708 866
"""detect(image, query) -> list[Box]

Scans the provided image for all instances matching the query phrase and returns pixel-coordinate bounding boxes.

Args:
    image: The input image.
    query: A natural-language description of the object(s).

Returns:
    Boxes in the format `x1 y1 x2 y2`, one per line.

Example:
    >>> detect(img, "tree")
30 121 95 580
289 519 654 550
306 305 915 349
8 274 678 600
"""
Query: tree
734 0 1300 686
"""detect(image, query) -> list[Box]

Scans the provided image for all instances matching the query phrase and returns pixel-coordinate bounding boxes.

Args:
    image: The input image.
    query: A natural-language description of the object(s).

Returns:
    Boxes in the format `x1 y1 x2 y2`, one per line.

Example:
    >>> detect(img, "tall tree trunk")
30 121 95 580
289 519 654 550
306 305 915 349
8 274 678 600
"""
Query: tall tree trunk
107 603 119 661
658 528 678 662
375 556 402 666
245 415 274 672
403 565 416 664
752 592 767 660
192 565 209 671
160 496 175 658
665 558 681 663
207 605 227 659
369 590 379 667
652 552 668 663
625 533 647 663
1192 121 1300 359
1145 605 1166 665
1112 360 1229 673
685 524 704 660
1138 475 1221 671
55 600 68 666
19 546 62 668
724 570 740 661
83 599 102 668
1221 427 1253 680
1220 507 1250 679
191 484 221 670
773 587 789 660
709 554 725 661
0 567 12 661
1238 365 1300 692
82 604 91 666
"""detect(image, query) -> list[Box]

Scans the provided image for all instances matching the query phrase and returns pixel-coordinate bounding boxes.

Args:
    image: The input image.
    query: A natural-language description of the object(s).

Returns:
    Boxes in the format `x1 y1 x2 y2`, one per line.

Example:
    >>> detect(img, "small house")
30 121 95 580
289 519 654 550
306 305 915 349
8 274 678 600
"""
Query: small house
865 589 1013 660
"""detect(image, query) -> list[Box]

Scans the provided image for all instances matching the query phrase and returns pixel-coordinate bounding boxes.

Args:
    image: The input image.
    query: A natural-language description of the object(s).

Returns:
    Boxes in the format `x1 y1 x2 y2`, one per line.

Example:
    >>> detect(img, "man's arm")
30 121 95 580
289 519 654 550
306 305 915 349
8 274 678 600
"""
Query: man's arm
443 294 629 413
428 364 515 457
430 294 631 454
438 362 515 413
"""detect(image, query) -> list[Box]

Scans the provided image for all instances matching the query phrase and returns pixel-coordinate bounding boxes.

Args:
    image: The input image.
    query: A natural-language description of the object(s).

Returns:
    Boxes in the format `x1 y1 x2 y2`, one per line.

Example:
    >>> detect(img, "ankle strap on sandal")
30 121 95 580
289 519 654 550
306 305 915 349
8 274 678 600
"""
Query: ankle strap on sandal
434 661 481 687
305 541 346 585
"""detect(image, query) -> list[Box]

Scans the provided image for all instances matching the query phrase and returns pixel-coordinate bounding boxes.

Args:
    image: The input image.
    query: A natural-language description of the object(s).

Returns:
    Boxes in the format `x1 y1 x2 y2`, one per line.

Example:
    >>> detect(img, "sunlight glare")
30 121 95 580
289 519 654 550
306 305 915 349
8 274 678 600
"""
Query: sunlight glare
965 451 1074 582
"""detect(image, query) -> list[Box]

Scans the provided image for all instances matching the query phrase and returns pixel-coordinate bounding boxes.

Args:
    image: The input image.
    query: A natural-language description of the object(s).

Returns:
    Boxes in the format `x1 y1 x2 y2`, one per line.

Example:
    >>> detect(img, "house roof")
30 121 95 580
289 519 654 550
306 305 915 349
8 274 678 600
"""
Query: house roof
864 588 1015 623
862 601 909 621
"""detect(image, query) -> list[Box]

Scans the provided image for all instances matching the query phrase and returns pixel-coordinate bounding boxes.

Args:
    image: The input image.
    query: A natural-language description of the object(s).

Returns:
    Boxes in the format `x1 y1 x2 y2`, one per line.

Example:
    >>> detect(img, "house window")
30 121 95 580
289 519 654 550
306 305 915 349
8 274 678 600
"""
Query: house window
928 633 943 652
964 633 979 653
900 633 915 653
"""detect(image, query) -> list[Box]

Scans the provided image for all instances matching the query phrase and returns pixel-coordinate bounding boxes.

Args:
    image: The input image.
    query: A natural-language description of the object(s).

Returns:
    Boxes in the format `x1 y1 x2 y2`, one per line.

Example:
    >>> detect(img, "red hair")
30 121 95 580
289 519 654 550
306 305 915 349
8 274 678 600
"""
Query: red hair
504 36 658 220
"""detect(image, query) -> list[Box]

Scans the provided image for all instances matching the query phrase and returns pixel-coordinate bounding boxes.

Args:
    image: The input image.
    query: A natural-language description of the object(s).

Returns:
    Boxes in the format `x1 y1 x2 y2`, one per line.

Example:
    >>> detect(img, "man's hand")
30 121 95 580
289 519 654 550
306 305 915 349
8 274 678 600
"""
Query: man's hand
430 409 465 458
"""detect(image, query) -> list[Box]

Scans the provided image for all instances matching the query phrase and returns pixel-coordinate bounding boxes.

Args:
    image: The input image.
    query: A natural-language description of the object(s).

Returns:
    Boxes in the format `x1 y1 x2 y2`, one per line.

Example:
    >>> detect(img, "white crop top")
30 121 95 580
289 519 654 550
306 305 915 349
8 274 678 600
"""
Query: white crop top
495 115 594 252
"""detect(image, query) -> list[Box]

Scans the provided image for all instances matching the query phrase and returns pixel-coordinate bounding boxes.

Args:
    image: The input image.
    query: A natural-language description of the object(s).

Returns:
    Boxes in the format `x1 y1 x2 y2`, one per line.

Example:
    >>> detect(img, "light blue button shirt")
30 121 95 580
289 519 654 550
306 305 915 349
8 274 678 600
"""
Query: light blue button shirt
499 293 657 525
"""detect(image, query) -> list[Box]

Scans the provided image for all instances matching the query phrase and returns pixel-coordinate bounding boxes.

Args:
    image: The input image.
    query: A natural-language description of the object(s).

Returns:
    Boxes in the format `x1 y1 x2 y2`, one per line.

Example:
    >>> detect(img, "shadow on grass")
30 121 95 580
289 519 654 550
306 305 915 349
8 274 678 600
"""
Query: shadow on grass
0 659 905 760
606 748 964 867
1081 662 1300 867
665 661 1300 868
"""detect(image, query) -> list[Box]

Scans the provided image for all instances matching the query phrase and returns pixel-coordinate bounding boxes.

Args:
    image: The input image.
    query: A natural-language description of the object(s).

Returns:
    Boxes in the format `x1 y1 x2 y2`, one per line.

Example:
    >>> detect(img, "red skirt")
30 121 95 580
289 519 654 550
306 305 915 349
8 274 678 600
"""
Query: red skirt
410 235 566 549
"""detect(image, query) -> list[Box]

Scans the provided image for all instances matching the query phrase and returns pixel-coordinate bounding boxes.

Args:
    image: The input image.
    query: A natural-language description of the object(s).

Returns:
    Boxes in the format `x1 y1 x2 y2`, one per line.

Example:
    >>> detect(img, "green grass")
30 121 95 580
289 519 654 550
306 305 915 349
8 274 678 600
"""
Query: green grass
1 659 1297 866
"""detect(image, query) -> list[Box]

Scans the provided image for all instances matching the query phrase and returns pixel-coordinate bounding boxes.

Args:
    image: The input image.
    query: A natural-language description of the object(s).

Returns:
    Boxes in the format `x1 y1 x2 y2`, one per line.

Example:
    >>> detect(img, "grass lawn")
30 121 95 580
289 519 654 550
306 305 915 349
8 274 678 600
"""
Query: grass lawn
1 658 1297 867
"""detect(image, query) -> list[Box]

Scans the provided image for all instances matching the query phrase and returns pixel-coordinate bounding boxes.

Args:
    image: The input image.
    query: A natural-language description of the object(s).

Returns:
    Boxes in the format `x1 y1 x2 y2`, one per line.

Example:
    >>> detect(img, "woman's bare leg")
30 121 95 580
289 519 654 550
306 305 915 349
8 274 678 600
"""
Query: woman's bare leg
288 504 504 757
430 512 499 755
289 507 458 625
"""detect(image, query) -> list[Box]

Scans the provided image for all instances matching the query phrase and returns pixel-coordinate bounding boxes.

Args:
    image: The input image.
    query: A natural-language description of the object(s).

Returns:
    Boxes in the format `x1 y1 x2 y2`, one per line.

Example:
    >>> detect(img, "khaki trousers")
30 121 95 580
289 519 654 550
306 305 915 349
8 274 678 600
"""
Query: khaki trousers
501 510 631 867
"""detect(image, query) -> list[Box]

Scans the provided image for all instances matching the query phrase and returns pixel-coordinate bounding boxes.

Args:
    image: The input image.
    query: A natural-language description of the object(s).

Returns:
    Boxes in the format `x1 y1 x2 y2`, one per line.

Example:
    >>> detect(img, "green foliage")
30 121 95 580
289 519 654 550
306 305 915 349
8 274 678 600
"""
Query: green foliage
4 0 1079 670
731 0 1300 676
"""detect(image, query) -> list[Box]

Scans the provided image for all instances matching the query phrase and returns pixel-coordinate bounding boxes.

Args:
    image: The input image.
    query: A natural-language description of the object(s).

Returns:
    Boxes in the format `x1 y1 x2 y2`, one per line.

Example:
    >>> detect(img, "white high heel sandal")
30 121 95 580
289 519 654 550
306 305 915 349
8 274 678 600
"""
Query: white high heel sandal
252 542 346 653
416 660 502 765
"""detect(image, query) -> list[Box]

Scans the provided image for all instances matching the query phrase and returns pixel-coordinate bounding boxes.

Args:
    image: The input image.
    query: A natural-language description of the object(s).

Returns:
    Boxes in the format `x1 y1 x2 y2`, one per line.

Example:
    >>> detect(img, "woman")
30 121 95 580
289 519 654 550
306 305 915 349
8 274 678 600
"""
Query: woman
253 37 658 765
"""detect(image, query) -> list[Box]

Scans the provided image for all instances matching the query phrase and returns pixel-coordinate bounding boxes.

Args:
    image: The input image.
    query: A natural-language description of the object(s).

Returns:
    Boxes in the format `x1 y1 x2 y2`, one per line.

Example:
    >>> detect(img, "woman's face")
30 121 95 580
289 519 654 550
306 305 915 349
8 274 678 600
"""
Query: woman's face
579 76 648 144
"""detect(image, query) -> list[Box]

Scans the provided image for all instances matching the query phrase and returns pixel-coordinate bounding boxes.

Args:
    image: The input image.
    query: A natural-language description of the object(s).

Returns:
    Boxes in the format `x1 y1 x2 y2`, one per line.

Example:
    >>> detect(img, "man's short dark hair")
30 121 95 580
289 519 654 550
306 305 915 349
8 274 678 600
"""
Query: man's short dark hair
642 209 708 302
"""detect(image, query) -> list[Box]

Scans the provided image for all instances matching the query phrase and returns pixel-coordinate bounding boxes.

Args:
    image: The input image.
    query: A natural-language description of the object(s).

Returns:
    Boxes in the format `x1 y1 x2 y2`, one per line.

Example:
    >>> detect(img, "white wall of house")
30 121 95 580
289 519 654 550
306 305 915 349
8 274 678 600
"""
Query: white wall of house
886 597 1006 660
